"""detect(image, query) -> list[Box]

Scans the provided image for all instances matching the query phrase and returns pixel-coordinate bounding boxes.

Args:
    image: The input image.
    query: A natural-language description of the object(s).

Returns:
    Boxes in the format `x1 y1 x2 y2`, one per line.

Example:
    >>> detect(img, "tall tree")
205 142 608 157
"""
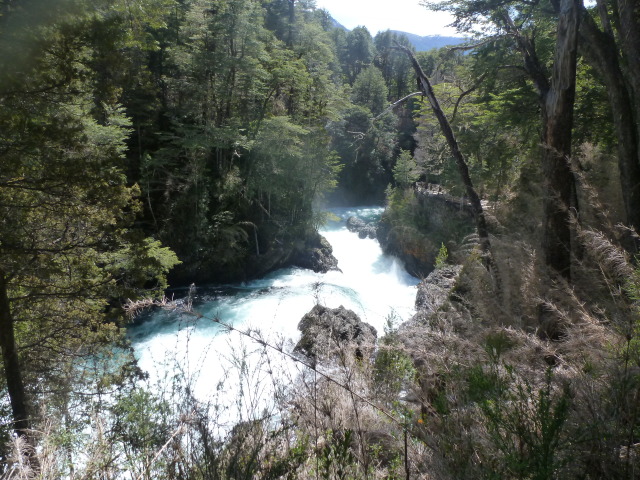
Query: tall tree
342 26 375 84
542 0 581 278
578 1 640 235
351 66 389 115
425 0 581 277
374 30 414 100
0 0 179 446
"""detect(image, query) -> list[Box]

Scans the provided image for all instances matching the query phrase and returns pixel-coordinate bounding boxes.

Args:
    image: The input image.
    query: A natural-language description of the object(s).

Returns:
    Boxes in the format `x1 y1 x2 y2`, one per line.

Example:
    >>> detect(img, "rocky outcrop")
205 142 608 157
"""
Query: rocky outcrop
290 231 340 273
399 264 466 335
377 183 475 277
295 304 377 363
248 230 339 280
414 265 463 315
346 216 377 239
346 216 367 232
169 228 339 285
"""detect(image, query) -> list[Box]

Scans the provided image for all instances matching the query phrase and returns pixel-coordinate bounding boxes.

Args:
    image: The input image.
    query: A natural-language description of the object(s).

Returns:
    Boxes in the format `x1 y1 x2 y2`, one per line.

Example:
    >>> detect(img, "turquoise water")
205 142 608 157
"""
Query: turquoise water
128 207 418 424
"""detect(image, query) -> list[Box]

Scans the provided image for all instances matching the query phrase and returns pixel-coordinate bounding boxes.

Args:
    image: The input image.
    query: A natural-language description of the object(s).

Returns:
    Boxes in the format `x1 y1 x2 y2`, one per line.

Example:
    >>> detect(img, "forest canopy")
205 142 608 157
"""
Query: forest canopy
2 0 640 477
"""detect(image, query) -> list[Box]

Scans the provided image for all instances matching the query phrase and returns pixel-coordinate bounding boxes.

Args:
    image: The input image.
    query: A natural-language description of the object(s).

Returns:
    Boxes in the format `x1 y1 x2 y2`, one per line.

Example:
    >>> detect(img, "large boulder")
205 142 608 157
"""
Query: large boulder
346 216 367 232
346 216 377 239
358 224 377 239
248 230 339 279
295 304 377 363
290 232 340 273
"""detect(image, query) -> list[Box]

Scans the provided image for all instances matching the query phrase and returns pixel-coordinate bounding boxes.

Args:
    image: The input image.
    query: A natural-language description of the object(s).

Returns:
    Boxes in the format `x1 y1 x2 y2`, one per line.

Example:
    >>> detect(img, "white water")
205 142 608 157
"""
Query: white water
128 207 418 424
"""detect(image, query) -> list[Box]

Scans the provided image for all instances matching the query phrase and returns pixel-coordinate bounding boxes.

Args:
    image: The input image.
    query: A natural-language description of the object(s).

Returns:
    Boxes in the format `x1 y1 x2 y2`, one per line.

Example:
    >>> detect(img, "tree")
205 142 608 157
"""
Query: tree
0 0 179 449
249 116 340 227
328 104 398 204
342 26 375 84
395 44 492 253
425 0 581 278
374 30 415 100
351 66 389 115
578 1 640 235
128 0 345 282
542 0 581 278
393 149 420 189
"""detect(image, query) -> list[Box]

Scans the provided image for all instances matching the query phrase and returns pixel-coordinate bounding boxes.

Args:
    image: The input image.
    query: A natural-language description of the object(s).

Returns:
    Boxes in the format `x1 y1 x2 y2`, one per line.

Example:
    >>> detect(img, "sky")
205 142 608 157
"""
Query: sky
313 0 460 37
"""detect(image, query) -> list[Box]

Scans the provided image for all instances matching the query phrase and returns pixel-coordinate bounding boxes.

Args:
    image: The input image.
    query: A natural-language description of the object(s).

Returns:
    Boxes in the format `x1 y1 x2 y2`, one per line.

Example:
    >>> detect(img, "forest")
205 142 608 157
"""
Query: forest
1 0 640 478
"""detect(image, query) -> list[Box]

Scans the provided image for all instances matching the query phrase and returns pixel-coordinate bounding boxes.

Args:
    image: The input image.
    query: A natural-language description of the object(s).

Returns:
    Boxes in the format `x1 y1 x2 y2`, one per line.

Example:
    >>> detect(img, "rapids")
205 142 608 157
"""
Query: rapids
128 207 419 425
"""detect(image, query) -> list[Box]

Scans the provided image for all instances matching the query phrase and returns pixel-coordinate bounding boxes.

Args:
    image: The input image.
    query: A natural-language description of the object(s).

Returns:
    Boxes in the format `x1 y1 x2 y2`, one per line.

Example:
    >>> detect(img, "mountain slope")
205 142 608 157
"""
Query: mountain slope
389 30 466 50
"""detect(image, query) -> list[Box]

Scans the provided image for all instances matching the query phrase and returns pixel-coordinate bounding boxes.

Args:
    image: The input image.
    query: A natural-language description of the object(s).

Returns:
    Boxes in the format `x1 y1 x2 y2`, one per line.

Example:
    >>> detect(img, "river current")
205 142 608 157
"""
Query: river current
128 207 419 425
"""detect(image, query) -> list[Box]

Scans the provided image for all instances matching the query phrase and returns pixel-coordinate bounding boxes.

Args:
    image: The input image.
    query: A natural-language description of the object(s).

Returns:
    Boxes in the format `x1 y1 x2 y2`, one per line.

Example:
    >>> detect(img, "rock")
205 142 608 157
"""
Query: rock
346 216 367 232
397 265 466 335
415 265 463 314
357 224 377 239
347 216 377 239
377 183 475 277
292 232 340 273
295 304 377 363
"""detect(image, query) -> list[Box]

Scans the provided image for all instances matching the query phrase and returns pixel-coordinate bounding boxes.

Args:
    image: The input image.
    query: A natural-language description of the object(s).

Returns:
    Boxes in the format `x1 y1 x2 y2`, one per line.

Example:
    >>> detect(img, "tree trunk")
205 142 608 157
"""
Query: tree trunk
0 271 30 436
502 3 579 277
394 45 491 253
579 7 640 232
615 0 640 236
615 0 640 115
541 0 581 279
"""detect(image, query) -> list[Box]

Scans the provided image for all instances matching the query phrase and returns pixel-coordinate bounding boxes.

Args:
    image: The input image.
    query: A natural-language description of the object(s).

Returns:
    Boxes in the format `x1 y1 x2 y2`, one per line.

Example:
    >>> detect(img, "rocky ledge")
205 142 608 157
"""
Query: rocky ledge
399 264 467 336
246 229 339 280
414 265 464 315
290 231 340 273
377 183 475 277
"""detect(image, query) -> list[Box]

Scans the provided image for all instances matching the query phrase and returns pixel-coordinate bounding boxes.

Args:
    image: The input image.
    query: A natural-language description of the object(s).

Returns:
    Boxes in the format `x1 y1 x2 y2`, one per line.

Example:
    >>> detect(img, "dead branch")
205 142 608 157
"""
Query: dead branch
373 91 424 121
447 36 500 52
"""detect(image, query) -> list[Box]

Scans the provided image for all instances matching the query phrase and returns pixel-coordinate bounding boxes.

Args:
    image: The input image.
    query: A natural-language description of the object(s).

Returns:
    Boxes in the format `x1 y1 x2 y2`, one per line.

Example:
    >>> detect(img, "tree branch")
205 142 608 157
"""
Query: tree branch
451 73 487 122
447 36 499 52
372 91 423 121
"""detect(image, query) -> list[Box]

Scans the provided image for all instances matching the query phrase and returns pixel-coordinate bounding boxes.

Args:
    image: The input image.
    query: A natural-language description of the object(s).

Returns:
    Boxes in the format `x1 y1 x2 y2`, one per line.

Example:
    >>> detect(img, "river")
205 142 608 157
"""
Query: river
127 207 419 427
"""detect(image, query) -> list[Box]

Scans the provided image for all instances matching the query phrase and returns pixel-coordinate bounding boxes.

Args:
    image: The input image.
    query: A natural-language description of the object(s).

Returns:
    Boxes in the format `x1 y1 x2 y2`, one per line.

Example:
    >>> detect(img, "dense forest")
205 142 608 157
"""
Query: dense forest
2 0 640 478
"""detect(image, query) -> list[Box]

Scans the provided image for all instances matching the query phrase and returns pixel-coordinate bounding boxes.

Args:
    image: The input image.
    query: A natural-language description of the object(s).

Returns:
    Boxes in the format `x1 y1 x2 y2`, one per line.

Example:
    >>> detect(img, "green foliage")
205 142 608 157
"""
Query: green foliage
0 0 179 452
464 364 506 404
3 0 637 478
249 116 341 229
374 313 417 403
329 104 398 204
342 26 375 84
262 436 310 480
392 149 419 189
374 348 416 399
318 430 357 480
415 71 536 198
435 243 449 269
351 66 388 115
479 369 572 480
374 30 415 99
110 388 173 453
